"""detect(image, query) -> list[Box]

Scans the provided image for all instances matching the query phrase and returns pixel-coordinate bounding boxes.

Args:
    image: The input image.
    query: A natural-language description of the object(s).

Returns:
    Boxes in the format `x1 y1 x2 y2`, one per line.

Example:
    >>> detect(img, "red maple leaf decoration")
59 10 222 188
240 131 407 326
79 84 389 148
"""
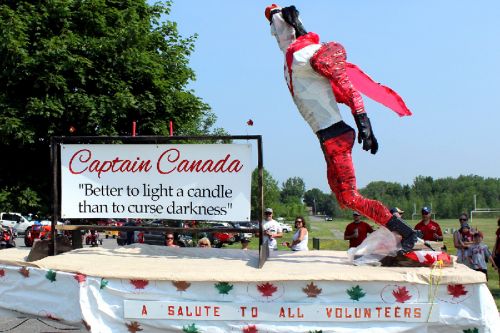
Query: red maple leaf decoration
126 321 143 333
302 282 322 297
46 313 60 321
172 280 191 292
74 273 87 284
246 119 254 126
243 324 258 333
257 282 277 297
19 267 30 278
0 269 4 277
447 284 468 298
130 279 149 289
392 286 412 303
423 253 436 265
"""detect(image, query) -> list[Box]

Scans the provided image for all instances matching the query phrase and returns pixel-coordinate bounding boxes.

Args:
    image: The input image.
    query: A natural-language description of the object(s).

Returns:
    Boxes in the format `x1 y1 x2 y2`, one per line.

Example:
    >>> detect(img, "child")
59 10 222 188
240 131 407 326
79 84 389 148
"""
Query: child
468 232 498 280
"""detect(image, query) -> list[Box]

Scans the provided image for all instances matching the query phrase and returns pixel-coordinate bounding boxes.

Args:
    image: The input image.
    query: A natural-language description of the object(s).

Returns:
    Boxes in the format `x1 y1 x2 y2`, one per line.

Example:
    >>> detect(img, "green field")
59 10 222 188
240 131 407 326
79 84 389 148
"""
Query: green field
228 217 500 310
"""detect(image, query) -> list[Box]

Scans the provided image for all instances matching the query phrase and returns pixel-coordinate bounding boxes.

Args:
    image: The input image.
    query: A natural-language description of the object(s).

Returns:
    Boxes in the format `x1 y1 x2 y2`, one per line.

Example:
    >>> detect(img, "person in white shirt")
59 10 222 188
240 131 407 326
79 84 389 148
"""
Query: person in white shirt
262 208 283 250
284 216 309 251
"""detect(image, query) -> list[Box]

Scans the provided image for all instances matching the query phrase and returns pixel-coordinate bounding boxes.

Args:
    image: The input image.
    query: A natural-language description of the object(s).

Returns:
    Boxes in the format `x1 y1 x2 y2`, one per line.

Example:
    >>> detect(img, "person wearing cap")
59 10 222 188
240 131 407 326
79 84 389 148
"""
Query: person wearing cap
453 213 474 264
468 232 497 279
390 207 404 218
265 4 418 253
262 208 283 250
344 212 375 248
414 207 443 242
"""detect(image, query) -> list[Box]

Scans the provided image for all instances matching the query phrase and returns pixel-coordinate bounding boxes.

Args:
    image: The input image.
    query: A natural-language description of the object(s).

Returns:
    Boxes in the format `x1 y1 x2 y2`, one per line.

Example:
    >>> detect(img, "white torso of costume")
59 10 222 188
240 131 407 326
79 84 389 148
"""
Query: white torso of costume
291 228 309 251
285 44 343 133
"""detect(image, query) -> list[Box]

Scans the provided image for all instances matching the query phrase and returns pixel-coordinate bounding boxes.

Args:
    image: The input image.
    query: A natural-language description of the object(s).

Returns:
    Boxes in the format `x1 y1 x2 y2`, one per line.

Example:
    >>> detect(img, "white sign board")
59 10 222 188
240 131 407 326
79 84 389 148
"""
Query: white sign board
123 300 439 322
60 144 252 221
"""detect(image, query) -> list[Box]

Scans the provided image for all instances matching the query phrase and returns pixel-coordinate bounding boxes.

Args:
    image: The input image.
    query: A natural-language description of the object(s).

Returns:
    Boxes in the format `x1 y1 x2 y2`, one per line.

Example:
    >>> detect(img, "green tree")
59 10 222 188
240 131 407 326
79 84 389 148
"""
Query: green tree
0 0 223 213
280 177 305 204
250 168 280 220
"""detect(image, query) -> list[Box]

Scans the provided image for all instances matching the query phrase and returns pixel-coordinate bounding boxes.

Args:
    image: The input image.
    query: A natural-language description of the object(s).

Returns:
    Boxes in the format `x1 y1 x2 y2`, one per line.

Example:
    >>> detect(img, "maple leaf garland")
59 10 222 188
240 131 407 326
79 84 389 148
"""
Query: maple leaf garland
74 273 87 284
0 268 5 277
173 280 191 292
19 267 30 278
243 325 258 333
303 282 322 298
130 279 149 289
257 282 278 297
392 286 412 303
126 321 143 333
100 278 108 289
182 323 200 333
463 328 479 333
215 282 234 295
448 284 468 298
346 285 366 301
45 270 57 282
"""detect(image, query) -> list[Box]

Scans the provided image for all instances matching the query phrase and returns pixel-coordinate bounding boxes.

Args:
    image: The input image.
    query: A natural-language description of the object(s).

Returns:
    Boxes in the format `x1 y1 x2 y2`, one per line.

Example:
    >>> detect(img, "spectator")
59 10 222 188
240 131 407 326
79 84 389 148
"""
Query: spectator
284 216 309 251
453 213 472 264
197 237 211 248
165 233 179 248
494 218 500 287
390 207 404 218
468 232 498 280
344 212 374 248
240 238 250 250
414 207 443 242
262 208 283 251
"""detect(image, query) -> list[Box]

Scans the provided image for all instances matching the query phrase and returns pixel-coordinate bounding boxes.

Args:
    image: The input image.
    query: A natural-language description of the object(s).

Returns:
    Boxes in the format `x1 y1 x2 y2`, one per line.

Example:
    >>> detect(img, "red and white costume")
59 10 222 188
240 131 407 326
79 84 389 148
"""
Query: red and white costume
266 4 418 252
269 7 408 225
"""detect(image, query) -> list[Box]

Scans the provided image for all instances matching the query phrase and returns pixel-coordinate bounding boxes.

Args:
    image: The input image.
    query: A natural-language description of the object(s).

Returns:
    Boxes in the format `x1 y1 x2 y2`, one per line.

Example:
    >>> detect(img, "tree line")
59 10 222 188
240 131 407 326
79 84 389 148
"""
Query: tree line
251 170 500 221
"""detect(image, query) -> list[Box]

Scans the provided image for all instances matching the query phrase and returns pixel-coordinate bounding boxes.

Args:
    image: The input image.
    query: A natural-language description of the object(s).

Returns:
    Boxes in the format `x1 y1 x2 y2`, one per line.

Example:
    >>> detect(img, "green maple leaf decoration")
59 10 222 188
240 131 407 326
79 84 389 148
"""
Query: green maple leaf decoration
182 323 200 333
100 278 109 290
45 270 57 282
463 329 479 333
215 282 233 295
346 285 366 301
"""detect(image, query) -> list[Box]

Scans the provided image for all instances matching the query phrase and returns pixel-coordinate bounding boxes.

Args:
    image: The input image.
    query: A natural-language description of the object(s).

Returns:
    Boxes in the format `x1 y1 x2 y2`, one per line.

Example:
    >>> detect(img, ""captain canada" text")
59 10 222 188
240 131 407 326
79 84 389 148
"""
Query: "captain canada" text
68 148 244 178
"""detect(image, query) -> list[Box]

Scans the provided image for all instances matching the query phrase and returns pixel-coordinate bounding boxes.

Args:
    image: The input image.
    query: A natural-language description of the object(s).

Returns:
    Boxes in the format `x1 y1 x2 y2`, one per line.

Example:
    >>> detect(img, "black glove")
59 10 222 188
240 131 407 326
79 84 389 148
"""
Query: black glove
354 113 379 154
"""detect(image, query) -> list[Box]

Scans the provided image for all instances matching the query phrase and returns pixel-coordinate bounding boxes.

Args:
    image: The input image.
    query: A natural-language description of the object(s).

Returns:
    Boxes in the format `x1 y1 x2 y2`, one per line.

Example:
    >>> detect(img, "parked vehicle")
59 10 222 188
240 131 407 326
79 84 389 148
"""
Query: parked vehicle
199 222 237 248
141 220 194 247
279 222 293 233
325 216 333 221
116 219 144 246
231 221 258 241
0 224 16 249
0 212 33 235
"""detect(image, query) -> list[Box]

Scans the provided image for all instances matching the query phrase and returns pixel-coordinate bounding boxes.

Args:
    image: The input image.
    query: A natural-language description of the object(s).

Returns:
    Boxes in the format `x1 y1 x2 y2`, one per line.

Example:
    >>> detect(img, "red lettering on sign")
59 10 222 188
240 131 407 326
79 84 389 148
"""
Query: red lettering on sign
141 305 147 316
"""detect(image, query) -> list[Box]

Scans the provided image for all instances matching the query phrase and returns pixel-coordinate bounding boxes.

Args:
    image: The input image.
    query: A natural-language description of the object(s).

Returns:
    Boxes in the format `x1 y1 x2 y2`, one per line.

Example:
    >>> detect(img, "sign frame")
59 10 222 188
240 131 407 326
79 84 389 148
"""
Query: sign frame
49 135 265 264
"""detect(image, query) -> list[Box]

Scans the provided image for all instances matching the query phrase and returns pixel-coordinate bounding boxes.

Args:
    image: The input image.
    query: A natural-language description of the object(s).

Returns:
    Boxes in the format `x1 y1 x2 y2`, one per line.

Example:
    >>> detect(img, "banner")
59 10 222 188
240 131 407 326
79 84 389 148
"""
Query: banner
123 300 439 322
60 144 252 221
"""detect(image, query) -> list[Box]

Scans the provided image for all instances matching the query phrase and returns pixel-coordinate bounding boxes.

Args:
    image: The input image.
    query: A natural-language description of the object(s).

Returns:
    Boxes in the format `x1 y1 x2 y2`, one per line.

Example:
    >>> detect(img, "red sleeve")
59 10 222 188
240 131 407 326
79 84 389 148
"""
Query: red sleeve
366 223 374 233
310 42 365 115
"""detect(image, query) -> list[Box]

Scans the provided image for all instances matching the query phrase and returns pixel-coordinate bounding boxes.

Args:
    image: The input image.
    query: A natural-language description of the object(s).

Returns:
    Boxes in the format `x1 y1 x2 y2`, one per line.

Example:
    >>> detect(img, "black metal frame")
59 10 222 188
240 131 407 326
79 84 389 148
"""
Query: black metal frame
50 135 267 267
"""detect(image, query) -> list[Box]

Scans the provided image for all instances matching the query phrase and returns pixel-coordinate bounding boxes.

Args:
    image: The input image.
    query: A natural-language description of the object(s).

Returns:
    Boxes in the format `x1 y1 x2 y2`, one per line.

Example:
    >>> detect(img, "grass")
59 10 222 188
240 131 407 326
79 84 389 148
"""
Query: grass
226 217 500 310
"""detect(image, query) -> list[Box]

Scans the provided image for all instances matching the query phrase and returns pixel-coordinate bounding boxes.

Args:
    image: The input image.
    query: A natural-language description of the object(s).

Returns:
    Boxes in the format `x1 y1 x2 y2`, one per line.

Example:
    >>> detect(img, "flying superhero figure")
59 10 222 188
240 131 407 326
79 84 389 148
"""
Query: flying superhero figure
265 4 419 252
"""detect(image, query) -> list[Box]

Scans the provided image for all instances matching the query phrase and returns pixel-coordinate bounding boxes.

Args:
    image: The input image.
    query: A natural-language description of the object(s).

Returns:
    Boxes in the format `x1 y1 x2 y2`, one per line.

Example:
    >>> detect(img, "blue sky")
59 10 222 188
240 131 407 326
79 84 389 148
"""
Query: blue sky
168 0 499 193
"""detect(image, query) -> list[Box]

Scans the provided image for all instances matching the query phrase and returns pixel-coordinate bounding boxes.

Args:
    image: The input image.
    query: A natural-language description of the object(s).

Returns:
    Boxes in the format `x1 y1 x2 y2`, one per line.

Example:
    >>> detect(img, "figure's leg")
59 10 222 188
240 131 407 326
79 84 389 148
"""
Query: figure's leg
320 123 418 252
322 129 392 225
